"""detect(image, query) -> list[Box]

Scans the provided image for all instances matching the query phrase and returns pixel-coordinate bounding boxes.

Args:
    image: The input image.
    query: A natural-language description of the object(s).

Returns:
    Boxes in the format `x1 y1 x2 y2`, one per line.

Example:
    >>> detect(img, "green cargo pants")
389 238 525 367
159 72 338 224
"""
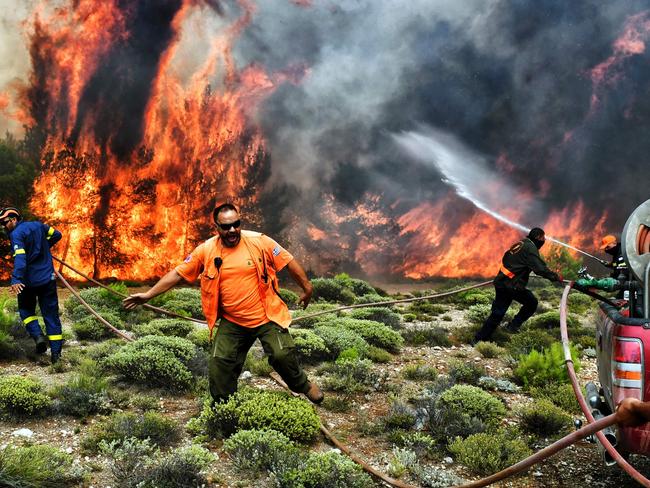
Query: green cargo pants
209 318 310 403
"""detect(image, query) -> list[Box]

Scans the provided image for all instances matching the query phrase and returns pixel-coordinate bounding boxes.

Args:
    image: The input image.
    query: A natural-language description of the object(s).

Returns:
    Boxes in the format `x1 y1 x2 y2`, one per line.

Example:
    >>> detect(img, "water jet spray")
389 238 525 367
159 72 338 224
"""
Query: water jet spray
394 128 605 264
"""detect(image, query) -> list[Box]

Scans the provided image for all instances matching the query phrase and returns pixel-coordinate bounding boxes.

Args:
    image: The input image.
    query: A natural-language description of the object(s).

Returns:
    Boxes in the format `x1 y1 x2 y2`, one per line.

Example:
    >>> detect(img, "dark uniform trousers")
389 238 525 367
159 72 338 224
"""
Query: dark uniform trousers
17 280 63 354
474 285 538 342
209 317 309 403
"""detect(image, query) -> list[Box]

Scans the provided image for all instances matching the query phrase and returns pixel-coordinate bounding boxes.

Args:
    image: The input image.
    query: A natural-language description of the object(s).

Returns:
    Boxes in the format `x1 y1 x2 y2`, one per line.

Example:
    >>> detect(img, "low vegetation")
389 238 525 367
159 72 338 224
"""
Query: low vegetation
0 274 599 486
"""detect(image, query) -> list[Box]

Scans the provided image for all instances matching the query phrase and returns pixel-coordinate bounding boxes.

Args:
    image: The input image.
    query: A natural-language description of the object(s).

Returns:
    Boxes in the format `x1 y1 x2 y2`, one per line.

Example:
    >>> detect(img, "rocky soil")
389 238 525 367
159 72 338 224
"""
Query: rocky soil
1 284 649 487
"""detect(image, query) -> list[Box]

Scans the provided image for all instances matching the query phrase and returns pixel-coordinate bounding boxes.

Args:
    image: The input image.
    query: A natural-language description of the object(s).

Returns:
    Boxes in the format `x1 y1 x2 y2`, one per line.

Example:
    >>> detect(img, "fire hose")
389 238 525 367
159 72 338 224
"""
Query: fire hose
52 256 206 325
52 258 643 487
559 282 650 487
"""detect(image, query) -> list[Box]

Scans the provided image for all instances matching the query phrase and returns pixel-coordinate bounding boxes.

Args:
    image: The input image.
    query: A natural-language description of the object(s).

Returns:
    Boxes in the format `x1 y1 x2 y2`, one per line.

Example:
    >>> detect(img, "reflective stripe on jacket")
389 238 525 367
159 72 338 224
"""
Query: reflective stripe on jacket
9 221 62 287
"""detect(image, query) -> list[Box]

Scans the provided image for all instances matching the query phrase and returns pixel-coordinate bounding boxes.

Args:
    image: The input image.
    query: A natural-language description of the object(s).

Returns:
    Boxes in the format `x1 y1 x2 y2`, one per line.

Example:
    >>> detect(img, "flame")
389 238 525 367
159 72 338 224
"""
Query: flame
397 195 605 279
24 0 295 279
589 11 650 113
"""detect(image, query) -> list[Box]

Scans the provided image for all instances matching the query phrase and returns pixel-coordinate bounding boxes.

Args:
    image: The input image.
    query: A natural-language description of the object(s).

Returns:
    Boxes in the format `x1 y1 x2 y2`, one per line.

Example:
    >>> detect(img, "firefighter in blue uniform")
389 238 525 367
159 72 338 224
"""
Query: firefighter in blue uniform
0 207 64 363
473 227 562 344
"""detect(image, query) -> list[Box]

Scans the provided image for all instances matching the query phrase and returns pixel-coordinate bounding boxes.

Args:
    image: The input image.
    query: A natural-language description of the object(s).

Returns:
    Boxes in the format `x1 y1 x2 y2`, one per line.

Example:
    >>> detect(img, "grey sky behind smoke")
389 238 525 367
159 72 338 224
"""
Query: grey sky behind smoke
0 1 33 134
226 0 650 230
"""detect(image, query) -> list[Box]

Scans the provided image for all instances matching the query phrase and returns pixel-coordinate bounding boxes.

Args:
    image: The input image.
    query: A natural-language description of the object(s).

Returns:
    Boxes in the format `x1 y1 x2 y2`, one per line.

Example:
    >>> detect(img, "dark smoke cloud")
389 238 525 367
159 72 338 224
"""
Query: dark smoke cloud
70 0 184 161
228 0 650 231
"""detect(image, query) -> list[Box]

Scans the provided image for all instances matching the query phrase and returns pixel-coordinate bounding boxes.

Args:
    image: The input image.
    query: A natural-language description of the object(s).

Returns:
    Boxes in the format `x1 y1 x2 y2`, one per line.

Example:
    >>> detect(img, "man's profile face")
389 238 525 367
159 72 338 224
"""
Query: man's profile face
1 217 17 232
605 242 617 252
216 209 241 248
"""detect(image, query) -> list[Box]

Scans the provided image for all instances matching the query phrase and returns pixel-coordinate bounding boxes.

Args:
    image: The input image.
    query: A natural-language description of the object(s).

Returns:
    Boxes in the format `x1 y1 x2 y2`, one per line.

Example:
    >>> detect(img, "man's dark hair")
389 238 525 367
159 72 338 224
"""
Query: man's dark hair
213 203 239 224
528 227 545 240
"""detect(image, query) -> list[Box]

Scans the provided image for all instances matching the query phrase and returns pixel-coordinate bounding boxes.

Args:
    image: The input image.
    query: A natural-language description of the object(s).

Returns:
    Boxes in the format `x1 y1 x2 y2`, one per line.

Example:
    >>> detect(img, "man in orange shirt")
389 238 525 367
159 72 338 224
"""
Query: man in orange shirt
123 203 323 404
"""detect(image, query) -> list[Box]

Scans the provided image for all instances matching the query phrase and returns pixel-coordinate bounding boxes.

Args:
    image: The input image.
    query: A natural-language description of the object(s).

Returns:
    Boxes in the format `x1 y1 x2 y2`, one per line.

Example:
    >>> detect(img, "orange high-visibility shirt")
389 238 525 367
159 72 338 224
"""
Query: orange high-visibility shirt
174 231 294 333
219 242 268 327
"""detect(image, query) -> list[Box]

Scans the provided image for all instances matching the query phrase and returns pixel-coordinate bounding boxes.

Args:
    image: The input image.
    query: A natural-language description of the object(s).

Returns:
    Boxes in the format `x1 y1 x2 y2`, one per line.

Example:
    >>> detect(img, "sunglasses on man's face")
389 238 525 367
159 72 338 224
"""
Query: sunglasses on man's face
217 220 241 231
0 220 10 228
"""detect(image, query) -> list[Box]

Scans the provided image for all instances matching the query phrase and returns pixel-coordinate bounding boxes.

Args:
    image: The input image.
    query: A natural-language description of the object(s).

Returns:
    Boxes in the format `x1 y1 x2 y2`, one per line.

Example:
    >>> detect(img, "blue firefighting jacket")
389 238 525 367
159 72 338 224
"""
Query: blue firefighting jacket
9 220 62 287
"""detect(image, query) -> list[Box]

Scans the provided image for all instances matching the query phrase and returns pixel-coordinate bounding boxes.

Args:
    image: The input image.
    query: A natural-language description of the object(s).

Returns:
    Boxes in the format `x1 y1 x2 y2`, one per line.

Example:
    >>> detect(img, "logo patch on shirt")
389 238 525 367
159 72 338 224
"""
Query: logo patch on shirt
184 255 192 263
13 245 18 250
272 246 281 256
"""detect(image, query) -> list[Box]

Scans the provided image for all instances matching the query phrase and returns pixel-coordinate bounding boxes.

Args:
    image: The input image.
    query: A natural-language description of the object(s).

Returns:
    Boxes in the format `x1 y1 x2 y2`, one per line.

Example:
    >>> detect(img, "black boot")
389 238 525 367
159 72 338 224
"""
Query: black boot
504 321 520 333
34 335 47 354
51 352 61 364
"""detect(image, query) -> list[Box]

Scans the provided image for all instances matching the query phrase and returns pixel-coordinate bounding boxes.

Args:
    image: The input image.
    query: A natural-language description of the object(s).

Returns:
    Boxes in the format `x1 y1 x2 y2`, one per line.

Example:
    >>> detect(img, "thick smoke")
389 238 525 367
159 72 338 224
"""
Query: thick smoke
232 0 650 228
3 0 650 277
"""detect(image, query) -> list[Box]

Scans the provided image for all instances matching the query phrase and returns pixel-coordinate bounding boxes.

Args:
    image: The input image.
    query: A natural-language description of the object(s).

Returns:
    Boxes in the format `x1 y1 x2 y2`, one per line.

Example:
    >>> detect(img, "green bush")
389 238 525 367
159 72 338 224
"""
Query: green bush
401 326 451 347
0 375 51 417
83 411 181 451
438 385 506 429
333 273 376 296
318 318 404 353
504 328 555 357
100 438 214 488
447 359 485 385
189 387 320 443
223 429 297 473
291 328 330 363
365 345 393 363
395 432 438 459
150 287 203 319
51 373 109 417
349 307 402 330
321 395 352 413
187 327 211 351
406 301 447 320
475 341 505 358
0 444 84 486
0 293 19 360
457 291 492 305
517 399 573 436
529 383 581 414
383 400 417 430
276 450 374 488
312 278 355 304
321 358 381 396
279 288 300 307
354 293 392 305
313 325 369 359
134 445 214 488
514 342 581 388
526 311 579 330
449 431 531 475
567 293 596 315
466 304 512 326
104 336 199 390
292 303 340 327
403 363 438 381
243 351 273 377
65 287 120 322
133 318 194 338
85 338 124 361
72 310 123 340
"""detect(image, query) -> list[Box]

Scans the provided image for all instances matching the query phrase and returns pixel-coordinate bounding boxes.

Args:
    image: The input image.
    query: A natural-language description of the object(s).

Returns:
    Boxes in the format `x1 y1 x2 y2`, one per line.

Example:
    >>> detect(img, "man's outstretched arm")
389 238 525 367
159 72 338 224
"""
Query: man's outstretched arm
286 259 313 309
123 269 185 309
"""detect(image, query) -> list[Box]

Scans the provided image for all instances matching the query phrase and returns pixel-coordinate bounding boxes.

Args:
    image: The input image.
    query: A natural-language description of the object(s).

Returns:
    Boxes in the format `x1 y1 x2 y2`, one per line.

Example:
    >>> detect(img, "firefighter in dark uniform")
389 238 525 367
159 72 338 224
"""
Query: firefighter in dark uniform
599 235 628 280
599 234 629 299
473 227 562 343
0 207 64 363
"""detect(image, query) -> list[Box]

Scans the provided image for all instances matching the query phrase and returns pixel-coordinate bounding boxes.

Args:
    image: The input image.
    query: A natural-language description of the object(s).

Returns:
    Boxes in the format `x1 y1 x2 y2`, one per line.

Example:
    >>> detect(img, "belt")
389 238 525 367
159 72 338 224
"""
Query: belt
500 264 515 279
